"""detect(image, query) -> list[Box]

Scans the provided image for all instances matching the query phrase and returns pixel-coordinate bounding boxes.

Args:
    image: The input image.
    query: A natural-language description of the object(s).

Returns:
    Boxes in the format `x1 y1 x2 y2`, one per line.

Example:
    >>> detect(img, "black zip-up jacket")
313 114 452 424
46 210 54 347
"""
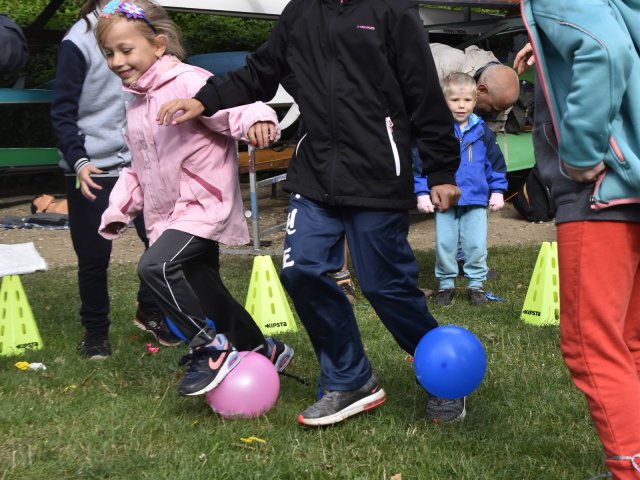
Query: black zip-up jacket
195 0 460 209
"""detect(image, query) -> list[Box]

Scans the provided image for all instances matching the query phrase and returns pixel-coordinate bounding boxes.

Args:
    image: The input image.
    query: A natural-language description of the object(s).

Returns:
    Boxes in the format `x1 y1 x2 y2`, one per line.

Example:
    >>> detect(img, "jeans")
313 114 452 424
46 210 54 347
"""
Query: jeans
435 206 488 289
64 175 157 335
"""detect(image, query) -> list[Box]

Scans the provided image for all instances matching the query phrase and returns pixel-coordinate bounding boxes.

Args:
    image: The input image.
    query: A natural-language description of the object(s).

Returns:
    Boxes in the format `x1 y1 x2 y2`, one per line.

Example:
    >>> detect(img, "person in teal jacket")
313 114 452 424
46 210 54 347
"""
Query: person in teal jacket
521 1 640 478
523 0 640 208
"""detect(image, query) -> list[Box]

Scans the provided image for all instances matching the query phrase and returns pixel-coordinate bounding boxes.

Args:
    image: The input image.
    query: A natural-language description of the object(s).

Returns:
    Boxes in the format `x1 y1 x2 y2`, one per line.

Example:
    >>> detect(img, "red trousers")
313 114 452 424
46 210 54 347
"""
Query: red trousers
558 221 640 480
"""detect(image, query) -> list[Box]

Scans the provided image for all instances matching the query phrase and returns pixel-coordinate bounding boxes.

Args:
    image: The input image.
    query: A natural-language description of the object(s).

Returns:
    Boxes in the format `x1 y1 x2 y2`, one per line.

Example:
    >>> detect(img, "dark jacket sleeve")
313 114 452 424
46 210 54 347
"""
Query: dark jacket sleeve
194 11 292 116
50 39 88 170
392 7 460 187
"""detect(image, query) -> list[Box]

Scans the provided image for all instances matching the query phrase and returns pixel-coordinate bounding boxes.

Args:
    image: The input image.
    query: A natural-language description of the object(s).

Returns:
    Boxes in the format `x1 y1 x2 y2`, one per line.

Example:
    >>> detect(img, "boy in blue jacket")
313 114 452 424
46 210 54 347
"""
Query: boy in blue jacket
415 72 507 306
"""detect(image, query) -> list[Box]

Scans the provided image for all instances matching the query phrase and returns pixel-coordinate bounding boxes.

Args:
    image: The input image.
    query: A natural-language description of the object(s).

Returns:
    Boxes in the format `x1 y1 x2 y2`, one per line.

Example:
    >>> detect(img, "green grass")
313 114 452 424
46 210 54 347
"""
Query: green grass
0 246 604 479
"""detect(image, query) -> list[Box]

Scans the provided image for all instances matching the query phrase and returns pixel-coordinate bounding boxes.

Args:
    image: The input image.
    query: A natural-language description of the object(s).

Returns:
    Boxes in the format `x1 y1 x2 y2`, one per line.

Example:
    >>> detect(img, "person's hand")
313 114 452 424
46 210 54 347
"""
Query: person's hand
102 221 126 235
416 194 435 214
488 192 505 212
430 184 461 212
513 42 535 75
77 163 104 201
247 121 277 149
562 161 605 183
156 98 204 125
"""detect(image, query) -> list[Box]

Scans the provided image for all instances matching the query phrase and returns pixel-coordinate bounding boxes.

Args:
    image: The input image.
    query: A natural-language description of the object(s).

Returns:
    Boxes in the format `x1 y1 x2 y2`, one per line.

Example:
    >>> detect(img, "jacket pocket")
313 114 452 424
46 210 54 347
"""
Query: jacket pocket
385 117 400 176
589 137 640 210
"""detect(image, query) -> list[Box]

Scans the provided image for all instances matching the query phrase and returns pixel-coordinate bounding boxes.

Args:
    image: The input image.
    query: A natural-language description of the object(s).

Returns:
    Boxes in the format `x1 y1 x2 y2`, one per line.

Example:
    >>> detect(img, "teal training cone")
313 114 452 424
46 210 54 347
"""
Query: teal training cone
521 241 560 326
0 275 44 356
245 256 297 335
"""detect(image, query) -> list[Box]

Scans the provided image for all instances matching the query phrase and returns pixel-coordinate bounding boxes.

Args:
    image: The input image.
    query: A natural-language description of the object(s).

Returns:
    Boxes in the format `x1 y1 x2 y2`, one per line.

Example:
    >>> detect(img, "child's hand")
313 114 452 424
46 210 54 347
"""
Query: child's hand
156 98 204 125
488 192 504 212
417 194 435 214
77 163 104 201
247 121 277 149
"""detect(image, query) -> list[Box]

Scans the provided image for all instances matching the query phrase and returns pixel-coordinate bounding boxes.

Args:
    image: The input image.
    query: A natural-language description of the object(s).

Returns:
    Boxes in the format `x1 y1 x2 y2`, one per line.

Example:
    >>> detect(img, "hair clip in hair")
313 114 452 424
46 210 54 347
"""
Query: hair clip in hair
119 2 146 19
99 0 158 33
100 0 121 18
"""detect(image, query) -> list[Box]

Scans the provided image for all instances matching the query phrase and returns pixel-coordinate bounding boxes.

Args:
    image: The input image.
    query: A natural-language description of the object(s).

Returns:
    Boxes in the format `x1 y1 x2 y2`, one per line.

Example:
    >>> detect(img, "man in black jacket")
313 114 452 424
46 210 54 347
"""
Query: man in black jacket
158 0 462 426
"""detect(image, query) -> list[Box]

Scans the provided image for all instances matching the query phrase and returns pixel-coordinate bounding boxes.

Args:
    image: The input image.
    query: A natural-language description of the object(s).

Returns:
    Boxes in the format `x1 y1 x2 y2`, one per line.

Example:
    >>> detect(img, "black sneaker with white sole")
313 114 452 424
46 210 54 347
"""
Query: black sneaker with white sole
266 337 294 372
177 333 240 396
76 333 111 360
426 395 466 423
133 307 182 347
297 374 386 427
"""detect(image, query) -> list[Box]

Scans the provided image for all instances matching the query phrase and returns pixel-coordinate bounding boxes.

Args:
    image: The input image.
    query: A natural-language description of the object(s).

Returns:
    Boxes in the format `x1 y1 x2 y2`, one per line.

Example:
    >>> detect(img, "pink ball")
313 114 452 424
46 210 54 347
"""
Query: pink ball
205 351 280 418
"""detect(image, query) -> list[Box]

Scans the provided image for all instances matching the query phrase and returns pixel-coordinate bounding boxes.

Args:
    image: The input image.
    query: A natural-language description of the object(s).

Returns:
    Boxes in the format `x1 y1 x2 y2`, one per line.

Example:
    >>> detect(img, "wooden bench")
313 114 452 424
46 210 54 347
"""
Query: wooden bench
237 147 292 174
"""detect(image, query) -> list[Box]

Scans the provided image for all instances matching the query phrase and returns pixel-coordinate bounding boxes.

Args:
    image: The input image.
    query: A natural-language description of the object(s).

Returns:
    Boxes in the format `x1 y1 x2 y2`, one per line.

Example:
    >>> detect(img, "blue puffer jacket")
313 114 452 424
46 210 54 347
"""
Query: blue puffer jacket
522 0 640 209
414 114 507 206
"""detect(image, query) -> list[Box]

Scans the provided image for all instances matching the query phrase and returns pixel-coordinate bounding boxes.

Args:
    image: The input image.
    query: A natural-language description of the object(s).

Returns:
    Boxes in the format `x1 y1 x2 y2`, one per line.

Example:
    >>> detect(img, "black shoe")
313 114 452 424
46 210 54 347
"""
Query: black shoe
76 333 111 360
426 395 466 423
433 288 455 306
178 334 240 396
297 374 387 427
266 337 294 372
468 288 488 305
134 307 182 347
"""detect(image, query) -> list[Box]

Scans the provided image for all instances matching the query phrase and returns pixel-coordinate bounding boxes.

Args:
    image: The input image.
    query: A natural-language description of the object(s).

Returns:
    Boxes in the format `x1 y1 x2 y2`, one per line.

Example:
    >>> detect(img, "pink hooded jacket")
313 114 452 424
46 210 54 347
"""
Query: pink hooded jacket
98 55 280 245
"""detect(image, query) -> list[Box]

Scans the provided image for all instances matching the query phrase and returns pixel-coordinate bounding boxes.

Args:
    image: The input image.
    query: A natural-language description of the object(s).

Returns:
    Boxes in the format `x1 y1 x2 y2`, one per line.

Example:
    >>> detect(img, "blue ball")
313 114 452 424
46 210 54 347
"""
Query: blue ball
414 326 487 399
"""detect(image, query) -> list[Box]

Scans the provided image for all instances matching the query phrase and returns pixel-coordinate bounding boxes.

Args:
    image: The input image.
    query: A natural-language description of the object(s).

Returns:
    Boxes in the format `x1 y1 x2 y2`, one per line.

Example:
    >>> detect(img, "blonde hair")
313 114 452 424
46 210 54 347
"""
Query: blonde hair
95 0 185 59
442 72 477 98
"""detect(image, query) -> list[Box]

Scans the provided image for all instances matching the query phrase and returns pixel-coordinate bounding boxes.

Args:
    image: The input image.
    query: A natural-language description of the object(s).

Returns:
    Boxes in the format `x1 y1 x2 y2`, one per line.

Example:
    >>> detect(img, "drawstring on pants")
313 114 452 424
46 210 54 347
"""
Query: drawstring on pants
608 452 640 473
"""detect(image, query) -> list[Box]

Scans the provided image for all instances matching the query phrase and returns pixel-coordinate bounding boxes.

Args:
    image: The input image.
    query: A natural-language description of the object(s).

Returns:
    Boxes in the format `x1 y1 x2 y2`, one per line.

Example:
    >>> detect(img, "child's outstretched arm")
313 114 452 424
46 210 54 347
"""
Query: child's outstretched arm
98 167 144 240
157 15 291 126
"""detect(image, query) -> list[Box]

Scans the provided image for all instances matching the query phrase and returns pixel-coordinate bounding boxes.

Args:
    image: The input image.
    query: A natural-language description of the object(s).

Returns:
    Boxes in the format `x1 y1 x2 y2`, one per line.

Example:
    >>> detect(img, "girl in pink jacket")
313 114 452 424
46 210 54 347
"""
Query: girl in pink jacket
95 0 292 397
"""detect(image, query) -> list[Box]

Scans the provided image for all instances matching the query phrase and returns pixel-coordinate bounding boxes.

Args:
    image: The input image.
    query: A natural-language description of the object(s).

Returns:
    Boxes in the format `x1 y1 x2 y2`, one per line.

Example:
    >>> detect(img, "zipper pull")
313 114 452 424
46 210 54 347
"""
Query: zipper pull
386 117 395 140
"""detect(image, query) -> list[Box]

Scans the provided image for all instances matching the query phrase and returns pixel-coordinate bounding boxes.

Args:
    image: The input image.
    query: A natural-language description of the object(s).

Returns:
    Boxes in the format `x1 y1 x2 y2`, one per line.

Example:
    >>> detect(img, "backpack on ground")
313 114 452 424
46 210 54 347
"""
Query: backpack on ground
512 166 556 222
